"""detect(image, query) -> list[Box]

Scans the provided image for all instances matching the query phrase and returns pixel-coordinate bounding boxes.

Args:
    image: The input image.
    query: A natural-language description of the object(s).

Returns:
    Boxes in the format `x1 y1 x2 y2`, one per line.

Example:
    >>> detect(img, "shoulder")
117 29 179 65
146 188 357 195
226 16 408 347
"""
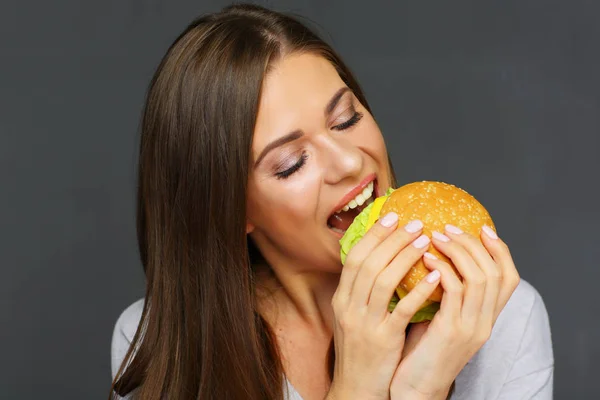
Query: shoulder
499 279 554 376
499 278 545 326
484 278 551 361
111 298 145 379
453 279 554 399
496 278 553 356
489 278 551 351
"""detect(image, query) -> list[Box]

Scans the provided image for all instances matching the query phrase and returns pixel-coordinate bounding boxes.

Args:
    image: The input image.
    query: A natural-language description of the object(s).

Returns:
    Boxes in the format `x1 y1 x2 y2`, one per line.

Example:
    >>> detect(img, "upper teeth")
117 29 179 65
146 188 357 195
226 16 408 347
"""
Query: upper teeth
337 181 374 213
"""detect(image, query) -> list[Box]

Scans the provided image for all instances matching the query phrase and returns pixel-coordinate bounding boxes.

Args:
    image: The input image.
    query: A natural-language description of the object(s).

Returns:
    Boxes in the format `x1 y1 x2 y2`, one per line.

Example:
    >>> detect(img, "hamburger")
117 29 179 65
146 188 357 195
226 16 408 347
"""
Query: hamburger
339 181 496 323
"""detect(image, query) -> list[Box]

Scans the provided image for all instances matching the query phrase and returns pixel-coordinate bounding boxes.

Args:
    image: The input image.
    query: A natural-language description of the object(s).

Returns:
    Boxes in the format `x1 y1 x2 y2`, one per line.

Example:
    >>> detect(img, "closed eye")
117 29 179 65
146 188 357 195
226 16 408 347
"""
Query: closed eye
275 152 308 179
332 111 363 131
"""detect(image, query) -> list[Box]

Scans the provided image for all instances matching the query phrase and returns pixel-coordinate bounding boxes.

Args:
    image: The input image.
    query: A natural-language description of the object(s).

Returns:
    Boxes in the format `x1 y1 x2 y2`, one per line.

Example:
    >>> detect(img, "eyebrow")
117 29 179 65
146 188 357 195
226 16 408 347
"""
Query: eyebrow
325 87 350 116
253 87 350 168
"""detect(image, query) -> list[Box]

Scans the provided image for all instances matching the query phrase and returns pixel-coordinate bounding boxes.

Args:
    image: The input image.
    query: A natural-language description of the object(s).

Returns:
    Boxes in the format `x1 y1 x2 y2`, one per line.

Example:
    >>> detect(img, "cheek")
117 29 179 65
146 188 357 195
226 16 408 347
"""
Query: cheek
354 115 388 160
248 170 322 232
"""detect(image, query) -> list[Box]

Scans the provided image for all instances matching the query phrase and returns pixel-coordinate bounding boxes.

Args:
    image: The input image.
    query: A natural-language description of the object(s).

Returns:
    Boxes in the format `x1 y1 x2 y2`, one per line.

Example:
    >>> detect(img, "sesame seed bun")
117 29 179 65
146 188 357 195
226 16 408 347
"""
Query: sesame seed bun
380 181 495 302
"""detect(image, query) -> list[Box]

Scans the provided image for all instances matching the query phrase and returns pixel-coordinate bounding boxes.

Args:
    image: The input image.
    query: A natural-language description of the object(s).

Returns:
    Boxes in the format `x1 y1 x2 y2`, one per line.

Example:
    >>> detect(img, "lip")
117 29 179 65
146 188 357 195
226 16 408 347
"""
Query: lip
330 173 377 216
329 228 346 239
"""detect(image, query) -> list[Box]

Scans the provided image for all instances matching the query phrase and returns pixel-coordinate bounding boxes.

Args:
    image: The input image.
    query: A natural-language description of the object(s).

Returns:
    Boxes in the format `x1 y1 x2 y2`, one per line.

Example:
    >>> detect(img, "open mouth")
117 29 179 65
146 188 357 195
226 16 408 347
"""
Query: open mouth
327 179 378 236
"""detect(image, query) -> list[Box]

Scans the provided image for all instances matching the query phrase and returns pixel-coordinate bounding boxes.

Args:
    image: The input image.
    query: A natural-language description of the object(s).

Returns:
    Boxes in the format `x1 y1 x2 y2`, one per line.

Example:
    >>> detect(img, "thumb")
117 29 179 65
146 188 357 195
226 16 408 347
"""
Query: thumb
402 321 430 359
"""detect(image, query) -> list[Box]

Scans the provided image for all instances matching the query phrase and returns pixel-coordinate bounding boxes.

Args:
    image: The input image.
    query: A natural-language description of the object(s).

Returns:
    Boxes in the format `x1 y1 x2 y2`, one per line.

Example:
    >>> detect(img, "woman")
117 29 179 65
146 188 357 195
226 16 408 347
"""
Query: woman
110 4 553 399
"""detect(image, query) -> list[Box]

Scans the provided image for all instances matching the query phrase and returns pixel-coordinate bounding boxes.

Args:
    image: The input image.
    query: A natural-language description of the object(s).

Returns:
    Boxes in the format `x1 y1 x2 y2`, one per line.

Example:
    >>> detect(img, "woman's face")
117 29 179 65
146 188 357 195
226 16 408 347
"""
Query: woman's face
247 53 392 273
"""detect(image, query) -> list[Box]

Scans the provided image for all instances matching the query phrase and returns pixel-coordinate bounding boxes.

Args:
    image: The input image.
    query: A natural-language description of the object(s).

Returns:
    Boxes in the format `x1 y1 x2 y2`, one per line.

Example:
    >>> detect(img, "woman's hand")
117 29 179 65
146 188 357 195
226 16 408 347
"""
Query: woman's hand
390 224 520 399
327 213 443 400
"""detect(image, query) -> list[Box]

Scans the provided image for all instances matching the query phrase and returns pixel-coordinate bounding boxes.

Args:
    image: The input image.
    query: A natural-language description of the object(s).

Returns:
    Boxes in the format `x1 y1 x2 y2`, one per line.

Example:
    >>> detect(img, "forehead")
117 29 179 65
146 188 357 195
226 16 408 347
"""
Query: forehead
253 53 346 148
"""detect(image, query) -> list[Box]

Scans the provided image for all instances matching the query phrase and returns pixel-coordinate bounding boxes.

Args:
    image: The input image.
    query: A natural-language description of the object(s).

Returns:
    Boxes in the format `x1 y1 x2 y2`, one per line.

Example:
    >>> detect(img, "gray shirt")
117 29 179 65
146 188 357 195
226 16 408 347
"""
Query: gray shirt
111 279 553 399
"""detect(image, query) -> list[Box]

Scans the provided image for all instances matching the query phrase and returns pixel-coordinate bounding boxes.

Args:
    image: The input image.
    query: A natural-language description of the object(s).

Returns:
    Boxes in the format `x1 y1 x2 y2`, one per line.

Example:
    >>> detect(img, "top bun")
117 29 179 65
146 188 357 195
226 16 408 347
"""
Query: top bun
380 181 495 302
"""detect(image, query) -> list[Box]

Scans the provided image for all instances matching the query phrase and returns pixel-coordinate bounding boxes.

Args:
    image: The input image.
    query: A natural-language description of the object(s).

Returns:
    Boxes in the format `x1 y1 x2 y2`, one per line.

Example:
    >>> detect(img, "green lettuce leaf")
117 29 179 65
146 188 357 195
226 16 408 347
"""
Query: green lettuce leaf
339 187 395 265
339 186 440 323
339 201 375 265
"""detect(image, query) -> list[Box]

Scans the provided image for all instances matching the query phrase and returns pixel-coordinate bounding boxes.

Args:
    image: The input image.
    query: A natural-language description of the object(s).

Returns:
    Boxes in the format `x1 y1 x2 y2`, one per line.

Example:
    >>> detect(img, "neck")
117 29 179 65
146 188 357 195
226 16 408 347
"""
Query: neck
255 260 339 335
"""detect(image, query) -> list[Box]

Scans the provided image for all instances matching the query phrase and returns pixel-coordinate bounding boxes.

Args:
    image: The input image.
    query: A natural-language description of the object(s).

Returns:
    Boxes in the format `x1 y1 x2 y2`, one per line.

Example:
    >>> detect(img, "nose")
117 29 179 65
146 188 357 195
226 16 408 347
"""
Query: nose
319 135 363 185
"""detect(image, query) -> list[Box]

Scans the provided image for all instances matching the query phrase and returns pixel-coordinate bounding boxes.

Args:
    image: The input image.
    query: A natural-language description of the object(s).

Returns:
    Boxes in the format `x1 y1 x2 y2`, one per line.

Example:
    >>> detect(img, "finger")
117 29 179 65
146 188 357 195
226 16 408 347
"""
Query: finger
422 253 463 319
387 267 441 328
479 225 521 320
444 224 501 325
336 212 400 301
352 220 425 307
367 233 431 321
431 231 485 324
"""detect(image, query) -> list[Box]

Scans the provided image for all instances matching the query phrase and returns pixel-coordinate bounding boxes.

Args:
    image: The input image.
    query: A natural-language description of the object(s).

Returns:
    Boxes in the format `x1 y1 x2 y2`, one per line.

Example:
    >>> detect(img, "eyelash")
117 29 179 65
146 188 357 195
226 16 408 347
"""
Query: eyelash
275 111 363 180
276 152 308 180
332 111 363 131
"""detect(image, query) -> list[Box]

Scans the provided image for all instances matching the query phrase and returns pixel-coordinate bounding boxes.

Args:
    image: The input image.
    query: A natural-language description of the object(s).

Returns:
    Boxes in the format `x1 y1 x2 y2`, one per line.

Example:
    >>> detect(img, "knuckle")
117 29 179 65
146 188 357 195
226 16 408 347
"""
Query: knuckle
442 240 458 252
495 239 510 252
487 269 502 282
343 256 358 270
502 270 520 289
414 282 432 297
393 229 413 248
393 305 413 321
370 225 390 241
337 314 355 331
361 257 381 276
469 273 486 287
372 276 392 293
466 231 479 241
448 284 464 296
511 273 521 289
460 232 478 244
437 260 453 272
447 243 467 258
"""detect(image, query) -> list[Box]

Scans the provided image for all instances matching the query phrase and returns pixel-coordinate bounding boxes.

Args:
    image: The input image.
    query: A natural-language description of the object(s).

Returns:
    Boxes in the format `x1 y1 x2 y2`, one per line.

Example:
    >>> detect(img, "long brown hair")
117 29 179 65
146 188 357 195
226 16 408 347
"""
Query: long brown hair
110 3 397 399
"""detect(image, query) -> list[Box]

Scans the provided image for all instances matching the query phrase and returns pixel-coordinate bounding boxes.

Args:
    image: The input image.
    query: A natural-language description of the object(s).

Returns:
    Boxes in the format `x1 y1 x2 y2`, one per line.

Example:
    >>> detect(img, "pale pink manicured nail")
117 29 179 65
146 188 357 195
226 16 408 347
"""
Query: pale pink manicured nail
404 220 423 233
426 270 441 283
432 231 450 242
482 225 498 239
423 252 437 260
412 234 430 249
379 212 398 227
445 224 463 234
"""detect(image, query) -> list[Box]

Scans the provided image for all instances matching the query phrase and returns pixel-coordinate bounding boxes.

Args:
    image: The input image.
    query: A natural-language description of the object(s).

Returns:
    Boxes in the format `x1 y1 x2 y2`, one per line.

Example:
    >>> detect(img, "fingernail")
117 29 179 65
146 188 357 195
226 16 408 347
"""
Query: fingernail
404 220 423 233
423 252 437 260
432 231 450 242
482 225 498 239
445 224 463 234
380 212 398 227
426 270 441 283
412 234 430 249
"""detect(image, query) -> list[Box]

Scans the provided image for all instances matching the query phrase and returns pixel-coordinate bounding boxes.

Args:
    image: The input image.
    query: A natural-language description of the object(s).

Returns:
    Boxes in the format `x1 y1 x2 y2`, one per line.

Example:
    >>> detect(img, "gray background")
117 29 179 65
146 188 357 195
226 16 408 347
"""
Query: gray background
1 0 598 398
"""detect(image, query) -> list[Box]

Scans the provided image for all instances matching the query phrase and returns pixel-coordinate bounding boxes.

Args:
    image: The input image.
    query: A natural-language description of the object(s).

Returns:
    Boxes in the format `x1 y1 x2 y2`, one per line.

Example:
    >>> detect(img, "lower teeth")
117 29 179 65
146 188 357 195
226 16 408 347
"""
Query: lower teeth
329 195 374 234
